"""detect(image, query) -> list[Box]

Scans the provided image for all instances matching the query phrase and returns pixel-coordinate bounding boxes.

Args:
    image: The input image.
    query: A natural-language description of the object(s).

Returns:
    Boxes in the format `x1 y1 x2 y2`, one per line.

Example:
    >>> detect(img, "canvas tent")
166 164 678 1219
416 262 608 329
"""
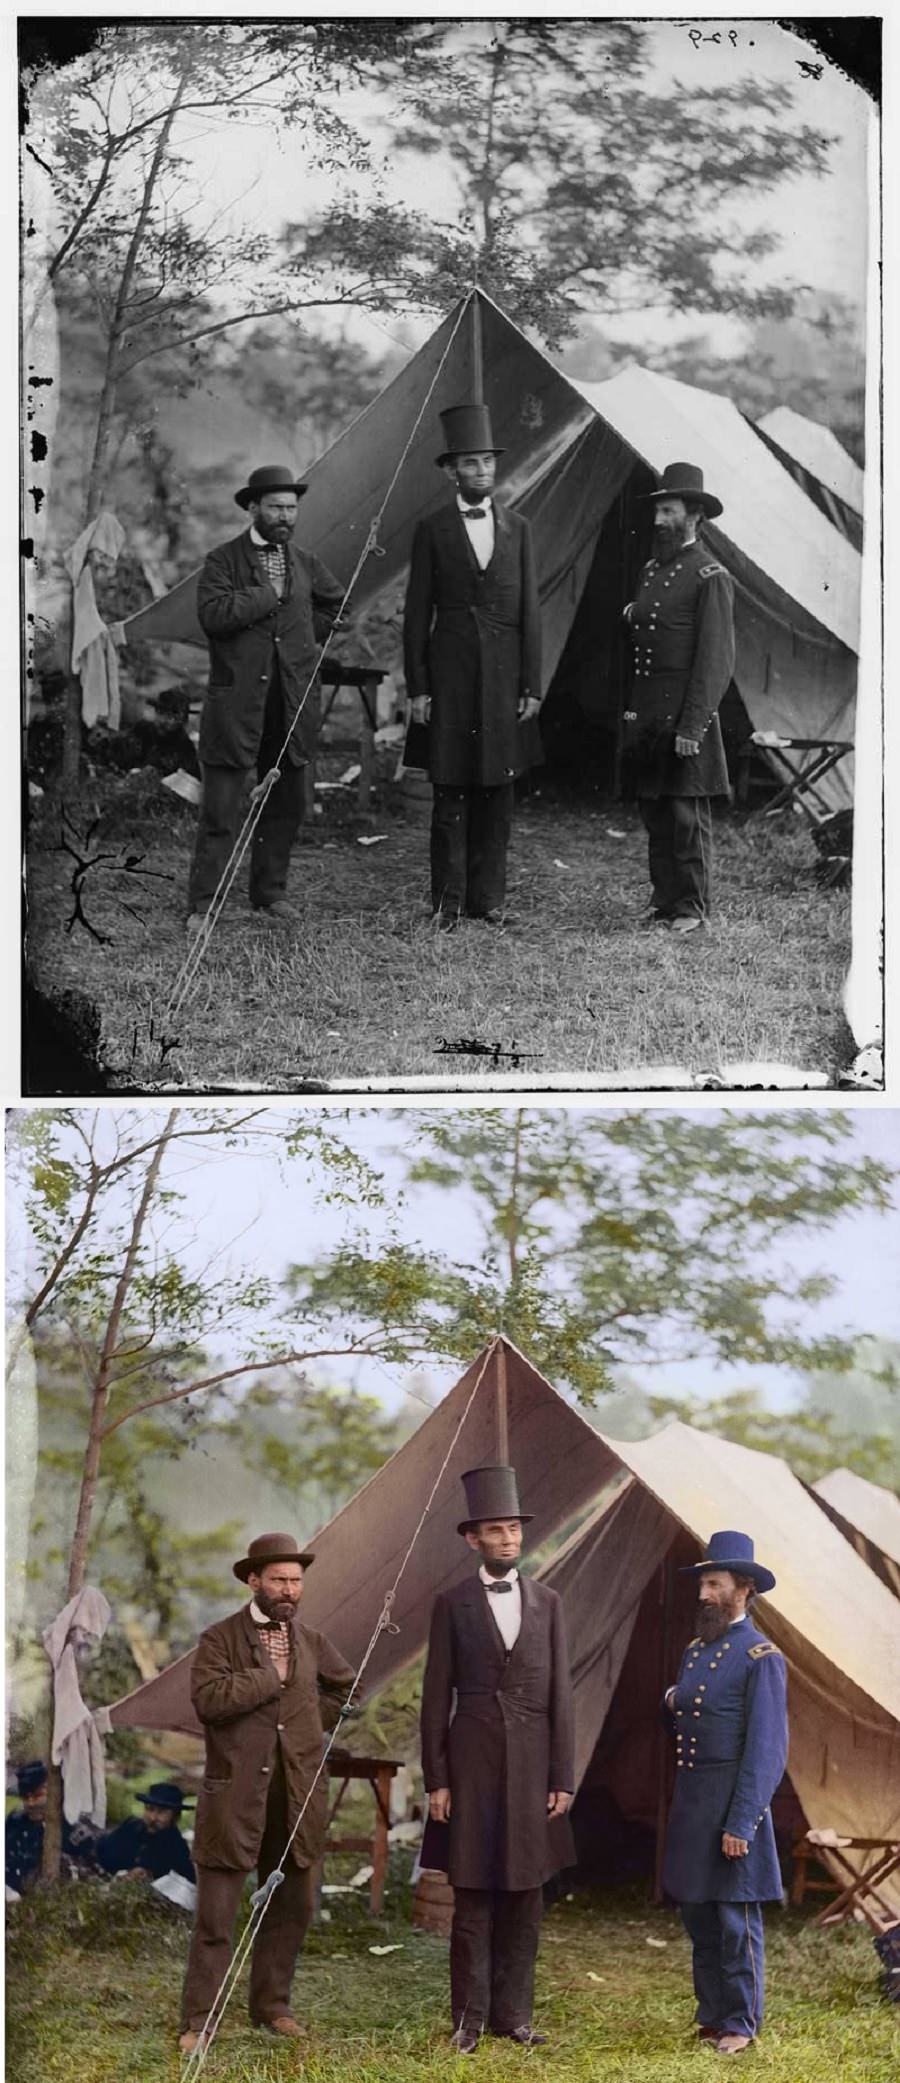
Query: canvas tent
107 1338 900 1914
121 290 861 815
811 1468 900 1599
756 406 864 548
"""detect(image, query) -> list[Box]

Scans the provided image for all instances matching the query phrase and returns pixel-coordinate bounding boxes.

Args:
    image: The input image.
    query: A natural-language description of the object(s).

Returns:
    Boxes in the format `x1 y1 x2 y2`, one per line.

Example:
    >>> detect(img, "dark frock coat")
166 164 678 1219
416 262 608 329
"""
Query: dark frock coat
623 539 734 798
403 502 543 788
662 1620 788 1904
190 1605 354 1872
420 1573 575 1891
96 1813 195 1881
197 531 345 770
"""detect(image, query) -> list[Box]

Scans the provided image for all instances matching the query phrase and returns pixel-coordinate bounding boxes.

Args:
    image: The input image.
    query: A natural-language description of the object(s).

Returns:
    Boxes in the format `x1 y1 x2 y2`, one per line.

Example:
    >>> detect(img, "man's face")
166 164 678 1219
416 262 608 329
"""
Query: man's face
22 1787 47 1822
249 1561 305 1621
142 1803 177 1832
465 1517 523 1570
695 1569 748 1641
652 495 696 562
250 491 299 544
448 452 497 503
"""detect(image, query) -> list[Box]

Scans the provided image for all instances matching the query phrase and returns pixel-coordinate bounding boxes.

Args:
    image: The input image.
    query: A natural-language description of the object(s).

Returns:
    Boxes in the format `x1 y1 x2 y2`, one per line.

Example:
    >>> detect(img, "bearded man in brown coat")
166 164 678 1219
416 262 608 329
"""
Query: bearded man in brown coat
420 1466 575 2054
178 1533 354 2055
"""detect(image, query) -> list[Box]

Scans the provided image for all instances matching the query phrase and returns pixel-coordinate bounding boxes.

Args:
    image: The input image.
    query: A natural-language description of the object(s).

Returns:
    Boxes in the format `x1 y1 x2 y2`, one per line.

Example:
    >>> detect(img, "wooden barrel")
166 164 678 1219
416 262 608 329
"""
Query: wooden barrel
413 1870 454 1937
399 769 432 822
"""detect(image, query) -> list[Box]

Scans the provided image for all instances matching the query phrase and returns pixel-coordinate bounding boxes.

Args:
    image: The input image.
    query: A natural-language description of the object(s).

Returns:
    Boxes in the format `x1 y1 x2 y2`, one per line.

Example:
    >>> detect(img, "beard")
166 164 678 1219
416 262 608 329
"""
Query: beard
256 1588 297 1621
256 517 294 543
696 1595 742 1642
653 517 693 563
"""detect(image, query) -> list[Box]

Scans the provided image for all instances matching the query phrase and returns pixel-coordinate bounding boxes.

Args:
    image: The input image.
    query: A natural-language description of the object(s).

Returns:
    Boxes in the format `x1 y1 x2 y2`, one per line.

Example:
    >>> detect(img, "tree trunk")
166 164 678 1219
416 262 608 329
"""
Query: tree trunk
40 1109 180 1882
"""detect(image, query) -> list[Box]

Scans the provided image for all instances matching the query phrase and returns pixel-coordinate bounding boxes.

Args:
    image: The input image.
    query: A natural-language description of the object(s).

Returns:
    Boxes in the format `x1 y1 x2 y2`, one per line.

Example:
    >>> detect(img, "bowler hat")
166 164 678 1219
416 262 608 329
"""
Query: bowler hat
138 1781 195 1813
457 1464 533 1535
680 1529 775 1594
233 1531 315 1582
436 403 505 468
235 463 308 511
16 1760 48 1796
642 461 723 520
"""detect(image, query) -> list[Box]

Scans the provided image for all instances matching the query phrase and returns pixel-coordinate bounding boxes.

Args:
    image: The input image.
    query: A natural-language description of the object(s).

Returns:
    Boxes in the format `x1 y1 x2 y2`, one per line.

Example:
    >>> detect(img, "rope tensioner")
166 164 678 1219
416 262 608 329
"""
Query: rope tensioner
180 1331 497 2079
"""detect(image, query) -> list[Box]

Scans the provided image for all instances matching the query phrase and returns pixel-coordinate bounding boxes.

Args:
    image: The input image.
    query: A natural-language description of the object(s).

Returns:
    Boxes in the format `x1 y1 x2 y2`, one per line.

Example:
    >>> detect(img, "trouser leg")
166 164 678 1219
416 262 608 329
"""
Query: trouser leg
248 1760 315 2024
717 1900 765 2039
431 787 469 918
249 673 305 909
450 1887 493 2031
680 1900 725 2032
180 1864 249 2031
465 783 515 915
639 795 713 919
189 765 251 912
488 1885 544 2033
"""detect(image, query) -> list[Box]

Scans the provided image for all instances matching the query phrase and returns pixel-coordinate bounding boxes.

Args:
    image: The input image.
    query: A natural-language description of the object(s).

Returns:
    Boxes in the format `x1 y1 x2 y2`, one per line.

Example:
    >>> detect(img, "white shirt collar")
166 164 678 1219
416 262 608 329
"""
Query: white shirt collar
478 1564 518 1586
249 1598 270 1622
457 494 492 517
249 525 278 548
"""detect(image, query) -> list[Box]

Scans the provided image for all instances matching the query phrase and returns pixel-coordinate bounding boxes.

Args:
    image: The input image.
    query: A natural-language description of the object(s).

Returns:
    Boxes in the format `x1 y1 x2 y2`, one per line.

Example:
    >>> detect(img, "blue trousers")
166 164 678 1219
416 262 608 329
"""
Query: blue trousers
680 1900 765 2039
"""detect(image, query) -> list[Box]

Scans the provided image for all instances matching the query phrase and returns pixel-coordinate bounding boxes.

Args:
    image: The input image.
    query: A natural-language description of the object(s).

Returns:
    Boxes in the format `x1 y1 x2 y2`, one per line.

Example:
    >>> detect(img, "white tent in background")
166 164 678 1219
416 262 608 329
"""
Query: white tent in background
758 406 864 521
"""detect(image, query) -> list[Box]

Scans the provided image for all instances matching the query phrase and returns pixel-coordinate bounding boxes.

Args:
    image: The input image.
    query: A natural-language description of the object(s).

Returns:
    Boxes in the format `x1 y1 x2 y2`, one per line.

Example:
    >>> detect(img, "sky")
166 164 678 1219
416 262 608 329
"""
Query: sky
10 1103 900 1422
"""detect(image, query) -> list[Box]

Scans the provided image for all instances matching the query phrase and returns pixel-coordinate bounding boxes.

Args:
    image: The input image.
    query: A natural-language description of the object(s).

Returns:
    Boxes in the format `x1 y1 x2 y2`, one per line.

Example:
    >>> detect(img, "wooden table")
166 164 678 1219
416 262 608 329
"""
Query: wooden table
792 1833 900 1933
305 661 390 814
322 1750 405 1913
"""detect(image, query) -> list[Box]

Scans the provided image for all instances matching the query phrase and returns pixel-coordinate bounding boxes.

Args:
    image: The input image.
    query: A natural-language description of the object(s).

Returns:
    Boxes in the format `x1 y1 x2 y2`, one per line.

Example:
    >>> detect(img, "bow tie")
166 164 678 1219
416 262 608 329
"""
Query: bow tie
463 507 488 520
485 1580 513 1594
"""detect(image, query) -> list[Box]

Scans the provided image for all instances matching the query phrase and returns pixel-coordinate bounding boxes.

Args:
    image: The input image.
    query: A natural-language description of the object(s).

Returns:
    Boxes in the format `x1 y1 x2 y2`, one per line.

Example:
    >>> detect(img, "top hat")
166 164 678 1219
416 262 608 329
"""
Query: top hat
436 403 505 468
233 1531 315 1583
137 1782 195 1813
16 1760 48 1796
457 1465 533 1535
641 461 723 520
680 1530 775 1594
235 463 308 511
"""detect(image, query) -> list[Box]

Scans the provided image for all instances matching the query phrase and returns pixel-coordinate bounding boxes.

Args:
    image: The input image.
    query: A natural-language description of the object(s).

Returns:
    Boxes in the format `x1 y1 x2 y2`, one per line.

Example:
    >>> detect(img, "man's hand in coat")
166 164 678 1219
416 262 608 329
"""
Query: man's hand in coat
411 697 431 725
429 1787 452 1822
546 1791 572 1818
518 697 541 723
721 1832 749 1859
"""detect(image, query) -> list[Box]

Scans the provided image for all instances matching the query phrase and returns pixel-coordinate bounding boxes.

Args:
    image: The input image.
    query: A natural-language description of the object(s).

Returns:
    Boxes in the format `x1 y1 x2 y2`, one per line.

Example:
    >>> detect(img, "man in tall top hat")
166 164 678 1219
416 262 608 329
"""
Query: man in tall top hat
622 462 735 934
178 1533 355 2055
186 464 346 934
420 1465 575 2053
662 1531 788 2056
403 404 542 929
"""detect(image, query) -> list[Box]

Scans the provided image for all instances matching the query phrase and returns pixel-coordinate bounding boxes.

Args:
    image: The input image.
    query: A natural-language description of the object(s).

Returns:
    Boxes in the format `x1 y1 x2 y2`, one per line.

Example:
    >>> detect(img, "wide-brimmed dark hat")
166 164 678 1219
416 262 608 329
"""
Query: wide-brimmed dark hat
680 1530 775 1594
233 1531 315 1582
642 461 722 520
235 463 308 511
137 1782 195 1813
458 1464 533 1535
16 1760 48 1796
436 403 505 468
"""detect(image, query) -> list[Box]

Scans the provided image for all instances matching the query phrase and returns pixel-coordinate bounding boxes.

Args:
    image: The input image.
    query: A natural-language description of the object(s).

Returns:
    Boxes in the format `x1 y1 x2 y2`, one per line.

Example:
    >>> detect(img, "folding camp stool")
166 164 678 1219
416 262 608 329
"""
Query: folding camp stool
744 734 854 828
793 1833 900 1933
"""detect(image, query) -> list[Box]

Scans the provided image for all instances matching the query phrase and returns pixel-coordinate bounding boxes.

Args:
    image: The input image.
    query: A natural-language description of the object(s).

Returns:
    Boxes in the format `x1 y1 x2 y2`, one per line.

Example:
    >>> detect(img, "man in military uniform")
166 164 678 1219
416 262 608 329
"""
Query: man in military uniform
5 1760 84 1894
662 1531 788 2056
623 463 734 934
97 1781 195 1883
420 1466 574 2054
403 404 542 930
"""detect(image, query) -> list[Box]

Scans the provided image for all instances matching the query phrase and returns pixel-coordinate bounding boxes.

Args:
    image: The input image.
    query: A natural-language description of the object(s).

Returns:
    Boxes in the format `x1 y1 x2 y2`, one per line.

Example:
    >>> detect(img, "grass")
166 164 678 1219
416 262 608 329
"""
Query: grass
5 1863 895 2082
25 763 855 1091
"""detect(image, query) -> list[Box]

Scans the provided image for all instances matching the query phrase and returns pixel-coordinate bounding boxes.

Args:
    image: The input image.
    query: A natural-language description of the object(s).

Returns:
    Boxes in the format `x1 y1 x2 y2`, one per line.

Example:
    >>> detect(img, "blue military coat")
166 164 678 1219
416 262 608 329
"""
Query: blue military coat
96 1813 195 1882
623 539 734 799
662 1618 788 1904
5 1810 79 1893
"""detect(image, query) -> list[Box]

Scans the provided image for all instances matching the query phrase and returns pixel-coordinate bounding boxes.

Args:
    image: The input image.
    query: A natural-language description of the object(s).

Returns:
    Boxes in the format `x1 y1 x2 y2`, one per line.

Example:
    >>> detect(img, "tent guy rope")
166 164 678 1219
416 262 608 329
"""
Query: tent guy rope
180 1333 499 2080
160 288 477 1058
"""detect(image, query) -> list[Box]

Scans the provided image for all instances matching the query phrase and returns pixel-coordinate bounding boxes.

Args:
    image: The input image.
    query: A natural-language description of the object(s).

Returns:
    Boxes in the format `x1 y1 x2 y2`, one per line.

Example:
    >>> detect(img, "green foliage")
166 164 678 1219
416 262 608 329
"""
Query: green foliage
646 1373 899 1488
286 1110 895 1404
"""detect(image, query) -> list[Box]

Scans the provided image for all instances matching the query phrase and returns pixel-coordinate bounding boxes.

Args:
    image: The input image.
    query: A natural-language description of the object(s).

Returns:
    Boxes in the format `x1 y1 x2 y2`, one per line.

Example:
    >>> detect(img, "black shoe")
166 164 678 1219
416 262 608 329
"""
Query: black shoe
467 908 515 927
449 2024 481 2054
495 2026 547 2047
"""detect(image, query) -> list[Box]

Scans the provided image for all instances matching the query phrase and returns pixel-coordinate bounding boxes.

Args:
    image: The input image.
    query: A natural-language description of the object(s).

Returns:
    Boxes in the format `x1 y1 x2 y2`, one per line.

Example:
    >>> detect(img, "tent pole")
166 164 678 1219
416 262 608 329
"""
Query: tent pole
653 1555 674 1903
496 1340 509 1461
471 293 484 405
